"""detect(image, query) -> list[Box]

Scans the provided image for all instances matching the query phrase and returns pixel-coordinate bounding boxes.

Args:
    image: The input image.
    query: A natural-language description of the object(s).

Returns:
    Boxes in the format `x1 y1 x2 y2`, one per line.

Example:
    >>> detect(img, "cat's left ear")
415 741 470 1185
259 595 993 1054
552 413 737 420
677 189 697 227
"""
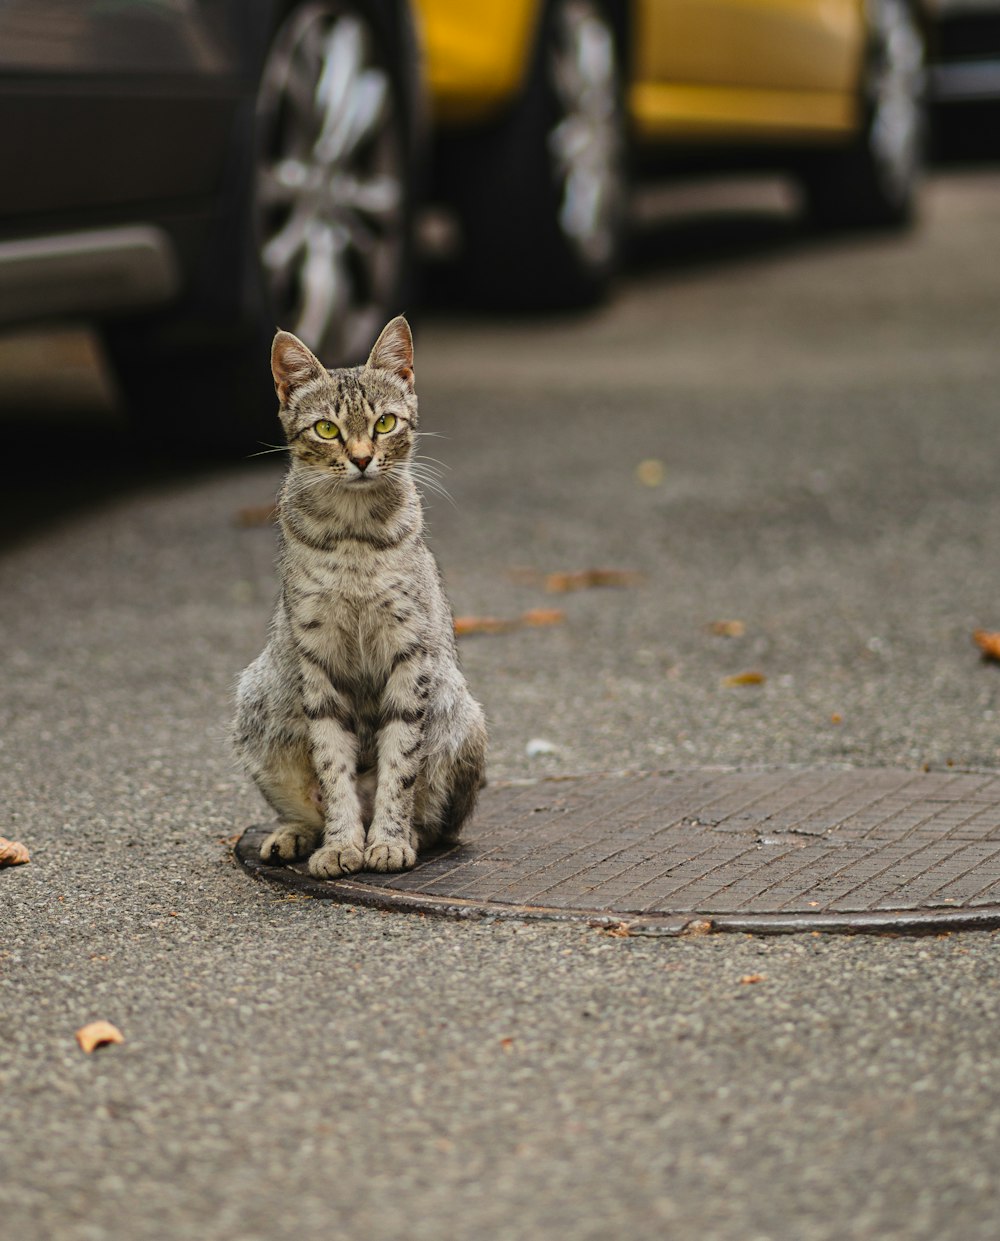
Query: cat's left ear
271 330 327 407
365 315 414 391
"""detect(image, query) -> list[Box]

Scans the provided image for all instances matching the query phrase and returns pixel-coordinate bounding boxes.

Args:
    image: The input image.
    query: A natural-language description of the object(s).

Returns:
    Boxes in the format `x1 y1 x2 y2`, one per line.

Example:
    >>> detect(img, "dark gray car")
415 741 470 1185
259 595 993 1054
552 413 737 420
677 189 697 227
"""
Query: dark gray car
0 0 422 451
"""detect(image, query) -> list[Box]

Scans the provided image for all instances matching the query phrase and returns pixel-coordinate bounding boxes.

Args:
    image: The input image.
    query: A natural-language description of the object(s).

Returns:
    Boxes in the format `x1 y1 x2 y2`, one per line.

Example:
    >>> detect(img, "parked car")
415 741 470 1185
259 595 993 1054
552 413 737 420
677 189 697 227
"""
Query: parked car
926 0 1000 155
415 0 930 307
0 0 422 450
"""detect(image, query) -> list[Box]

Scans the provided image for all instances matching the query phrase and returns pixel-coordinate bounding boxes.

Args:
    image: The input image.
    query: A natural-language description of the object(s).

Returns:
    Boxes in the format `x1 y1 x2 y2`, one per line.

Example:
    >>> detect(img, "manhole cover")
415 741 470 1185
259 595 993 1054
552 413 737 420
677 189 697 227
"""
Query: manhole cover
235 768 1000 934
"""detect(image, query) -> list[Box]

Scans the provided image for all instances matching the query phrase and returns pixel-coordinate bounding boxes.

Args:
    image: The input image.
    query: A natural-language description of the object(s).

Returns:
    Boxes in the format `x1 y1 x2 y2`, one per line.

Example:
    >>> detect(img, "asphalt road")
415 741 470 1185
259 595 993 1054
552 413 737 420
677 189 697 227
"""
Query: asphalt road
4 169 1000 1241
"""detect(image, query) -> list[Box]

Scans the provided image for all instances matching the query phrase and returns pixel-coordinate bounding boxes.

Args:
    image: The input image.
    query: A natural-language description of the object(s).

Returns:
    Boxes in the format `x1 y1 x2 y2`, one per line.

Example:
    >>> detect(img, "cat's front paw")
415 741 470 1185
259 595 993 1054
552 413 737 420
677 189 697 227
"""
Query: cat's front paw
364 841 417 872
308 844 365 879
260 823 321 864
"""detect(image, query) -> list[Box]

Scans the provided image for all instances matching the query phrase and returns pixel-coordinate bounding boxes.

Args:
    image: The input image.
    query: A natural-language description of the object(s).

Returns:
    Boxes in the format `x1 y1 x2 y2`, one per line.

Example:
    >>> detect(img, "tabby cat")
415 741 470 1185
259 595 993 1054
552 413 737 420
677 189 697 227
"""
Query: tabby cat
234 316 487 877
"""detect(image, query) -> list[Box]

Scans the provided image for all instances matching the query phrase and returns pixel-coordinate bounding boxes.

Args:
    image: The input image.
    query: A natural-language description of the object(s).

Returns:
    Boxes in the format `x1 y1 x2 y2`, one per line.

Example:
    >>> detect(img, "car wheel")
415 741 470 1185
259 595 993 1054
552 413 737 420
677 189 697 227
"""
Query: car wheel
255 1 412 364
447 0 627 309
106 0 417 457
801 0 927 229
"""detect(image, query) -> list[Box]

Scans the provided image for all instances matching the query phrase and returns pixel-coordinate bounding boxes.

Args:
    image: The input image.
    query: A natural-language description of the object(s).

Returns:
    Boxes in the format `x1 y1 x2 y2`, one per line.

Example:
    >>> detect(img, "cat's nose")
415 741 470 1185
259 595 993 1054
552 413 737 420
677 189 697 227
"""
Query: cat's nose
351 454 372 472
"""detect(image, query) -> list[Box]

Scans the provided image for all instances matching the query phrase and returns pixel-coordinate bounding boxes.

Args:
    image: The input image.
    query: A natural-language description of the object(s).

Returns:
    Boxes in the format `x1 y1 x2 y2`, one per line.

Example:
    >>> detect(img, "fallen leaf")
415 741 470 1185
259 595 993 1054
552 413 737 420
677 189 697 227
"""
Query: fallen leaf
973 629 1000 661
708 619 745 638
830 713 843 725
722 671 766 687
739 973 766 985
454 615 519 636
75 1021 125 1054
455 610 566 636
545 568 641 593
499 1037 515 1053
235 503 277 528
635 458 665 487
520 607 565 628
0 837 30 867
601 921 634 938
680 918 714 937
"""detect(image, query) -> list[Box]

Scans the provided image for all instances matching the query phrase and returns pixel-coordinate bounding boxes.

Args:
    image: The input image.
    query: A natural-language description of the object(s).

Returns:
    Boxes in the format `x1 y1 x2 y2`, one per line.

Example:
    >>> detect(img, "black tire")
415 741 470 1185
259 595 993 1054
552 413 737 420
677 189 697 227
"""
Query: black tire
105 0 419 458
445 0 627 310
800 0 927 230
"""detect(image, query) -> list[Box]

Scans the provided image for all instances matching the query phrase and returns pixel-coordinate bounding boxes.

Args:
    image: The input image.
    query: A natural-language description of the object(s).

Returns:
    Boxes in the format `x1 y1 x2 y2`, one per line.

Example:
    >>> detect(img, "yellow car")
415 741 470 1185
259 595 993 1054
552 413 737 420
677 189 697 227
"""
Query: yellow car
415 0 927 305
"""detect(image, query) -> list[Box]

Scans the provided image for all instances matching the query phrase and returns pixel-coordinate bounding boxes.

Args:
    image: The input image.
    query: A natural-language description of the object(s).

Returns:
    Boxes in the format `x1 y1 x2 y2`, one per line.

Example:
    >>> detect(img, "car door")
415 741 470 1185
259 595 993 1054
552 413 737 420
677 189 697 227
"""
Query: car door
0 0 255 228
632 0 865 138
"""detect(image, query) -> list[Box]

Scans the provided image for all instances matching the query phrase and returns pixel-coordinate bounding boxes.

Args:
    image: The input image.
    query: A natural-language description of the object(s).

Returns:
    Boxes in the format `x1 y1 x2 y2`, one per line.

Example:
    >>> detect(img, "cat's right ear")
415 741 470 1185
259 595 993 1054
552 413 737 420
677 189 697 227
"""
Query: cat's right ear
271 331 326 407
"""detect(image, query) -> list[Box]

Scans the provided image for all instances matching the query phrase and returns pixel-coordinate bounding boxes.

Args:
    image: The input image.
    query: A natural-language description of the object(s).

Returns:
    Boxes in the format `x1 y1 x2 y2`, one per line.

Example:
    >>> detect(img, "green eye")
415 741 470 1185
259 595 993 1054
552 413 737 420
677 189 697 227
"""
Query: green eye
313 420 340 440
374 413 397 434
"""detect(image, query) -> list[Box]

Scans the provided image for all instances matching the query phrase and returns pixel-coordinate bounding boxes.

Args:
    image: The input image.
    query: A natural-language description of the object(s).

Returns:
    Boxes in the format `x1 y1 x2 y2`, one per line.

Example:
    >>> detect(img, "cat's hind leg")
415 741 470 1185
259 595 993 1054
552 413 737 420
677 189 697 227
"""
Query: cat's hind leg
258 774 325 863
415 702 488 851
253 749 325 863
235 655 324 863
240 729 322 858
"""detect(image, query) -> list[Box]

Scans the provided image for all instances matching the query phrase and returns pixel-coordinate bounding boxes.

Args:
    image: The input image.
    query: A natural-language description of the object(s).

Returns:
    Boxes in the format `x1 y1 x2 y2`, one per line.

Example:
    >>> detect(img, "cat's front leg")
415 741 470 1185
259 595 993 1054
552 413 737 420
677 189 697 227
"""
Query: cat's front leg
364 706 421 871
364 667 427 871
301 671 366 878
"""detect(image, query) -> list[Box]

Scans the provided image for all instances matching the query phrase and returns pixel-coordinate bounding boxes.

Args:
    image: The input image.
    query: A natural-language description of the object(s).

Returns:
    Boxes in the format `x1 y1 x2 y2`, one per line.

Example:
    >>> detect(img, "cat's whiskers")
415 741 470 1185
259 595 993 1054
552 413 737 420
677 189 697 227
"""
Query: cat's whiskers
407 461 447 488
246 442 289 459
282 468 341 507
404 460 456 508
412 452 450 472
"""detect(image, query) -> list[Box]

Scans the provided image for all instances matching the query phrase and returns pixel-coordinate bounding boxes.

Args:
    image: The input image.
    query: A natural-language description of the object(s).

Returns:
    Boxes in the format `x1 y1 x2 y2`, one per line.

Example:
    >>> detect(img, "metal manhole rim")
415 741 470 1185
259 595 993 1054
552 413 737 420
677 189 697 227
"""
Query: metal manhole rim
233 764 1000 937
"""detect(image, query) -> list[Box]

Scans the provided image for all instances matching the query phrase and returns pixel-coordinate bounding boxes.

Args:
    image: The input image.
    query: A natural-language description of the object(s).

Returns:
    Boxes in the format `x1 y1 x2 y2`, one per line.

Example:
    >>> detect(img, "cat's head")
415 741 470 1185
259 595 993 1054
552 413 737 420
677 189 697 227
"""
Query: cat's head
270 316 417 487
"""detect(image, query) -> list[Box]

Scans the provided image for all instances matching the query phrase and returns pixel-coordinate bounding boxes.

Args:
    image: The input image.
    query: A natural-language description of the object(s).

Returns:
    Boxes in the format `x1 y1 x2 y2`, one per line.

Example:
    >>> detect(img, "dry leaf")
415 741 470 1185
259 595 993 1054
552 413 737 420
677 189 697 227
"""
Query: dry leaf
455 610 566 636
708 619 745 638
499 1037 515 1053
722 671 766 687
0 837 30 867
739 973 766 985
453 615 518 636
545 568 641 593
635 458 665 487
680 918 714 937
235 503 277 528
75 1021 125 1053
602 921 634 938
973 630 1000 661
520 608 565 628
830 713 843 725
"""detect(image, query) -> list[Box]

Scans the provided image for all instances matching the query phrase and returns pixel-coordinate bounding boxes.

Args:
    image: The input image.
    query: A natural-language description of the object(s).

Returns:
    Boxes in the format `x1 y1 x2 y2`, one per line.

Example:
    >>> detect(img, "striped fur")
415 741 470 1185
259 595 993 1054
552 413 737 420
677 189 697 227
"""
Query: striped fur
234 317 487 878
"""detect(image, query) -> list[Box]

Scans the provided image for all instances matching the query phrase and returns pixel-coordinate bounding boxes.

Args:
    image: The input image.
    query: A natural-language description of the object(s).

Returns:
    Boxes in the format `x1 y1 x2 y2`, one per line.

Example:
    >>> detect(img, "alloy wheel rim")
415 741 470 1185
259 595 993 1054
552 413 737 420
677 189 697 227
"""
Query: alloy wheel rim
547 0 623 268
867 0 926 204
255 3 404 363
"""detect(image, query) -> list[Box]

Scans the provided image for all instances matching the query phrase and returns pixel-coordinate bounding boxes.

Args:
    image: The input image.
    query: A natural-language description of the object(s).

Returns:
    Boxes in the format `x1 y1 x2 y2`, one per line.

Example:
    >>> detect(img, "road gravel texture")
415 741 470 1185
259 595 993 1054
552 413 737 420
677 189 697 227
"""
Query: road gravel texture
3 172 1000 1240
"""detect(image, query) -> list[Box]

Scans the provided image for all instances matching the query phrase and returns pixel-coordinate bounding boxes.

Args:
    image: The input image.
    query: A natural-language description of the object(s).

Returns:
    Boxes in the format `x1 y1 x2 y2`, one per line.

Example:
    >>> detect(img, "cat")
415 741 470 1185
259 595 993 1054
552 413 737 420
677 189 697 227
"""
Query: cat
234 316 487 878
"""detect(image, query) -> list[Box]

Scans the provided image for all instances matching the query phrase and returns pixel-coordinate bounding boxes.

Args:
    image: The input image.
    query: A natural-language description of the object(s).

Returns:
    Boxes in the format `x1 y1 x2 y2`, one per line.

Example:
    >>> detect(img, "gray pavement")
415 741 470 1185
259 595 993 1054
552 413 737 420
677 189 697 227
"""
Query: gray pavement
3 169 1000 1240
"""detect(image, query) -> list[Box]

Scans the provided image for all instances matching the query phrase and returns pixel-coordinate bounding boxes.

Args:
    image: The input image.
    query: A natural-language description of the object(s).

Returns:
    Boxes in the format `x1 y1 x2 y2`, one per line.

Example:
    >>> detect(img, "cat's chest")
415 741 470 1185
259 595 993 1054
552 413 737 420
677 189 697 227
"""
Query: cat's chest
285 554 422 671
